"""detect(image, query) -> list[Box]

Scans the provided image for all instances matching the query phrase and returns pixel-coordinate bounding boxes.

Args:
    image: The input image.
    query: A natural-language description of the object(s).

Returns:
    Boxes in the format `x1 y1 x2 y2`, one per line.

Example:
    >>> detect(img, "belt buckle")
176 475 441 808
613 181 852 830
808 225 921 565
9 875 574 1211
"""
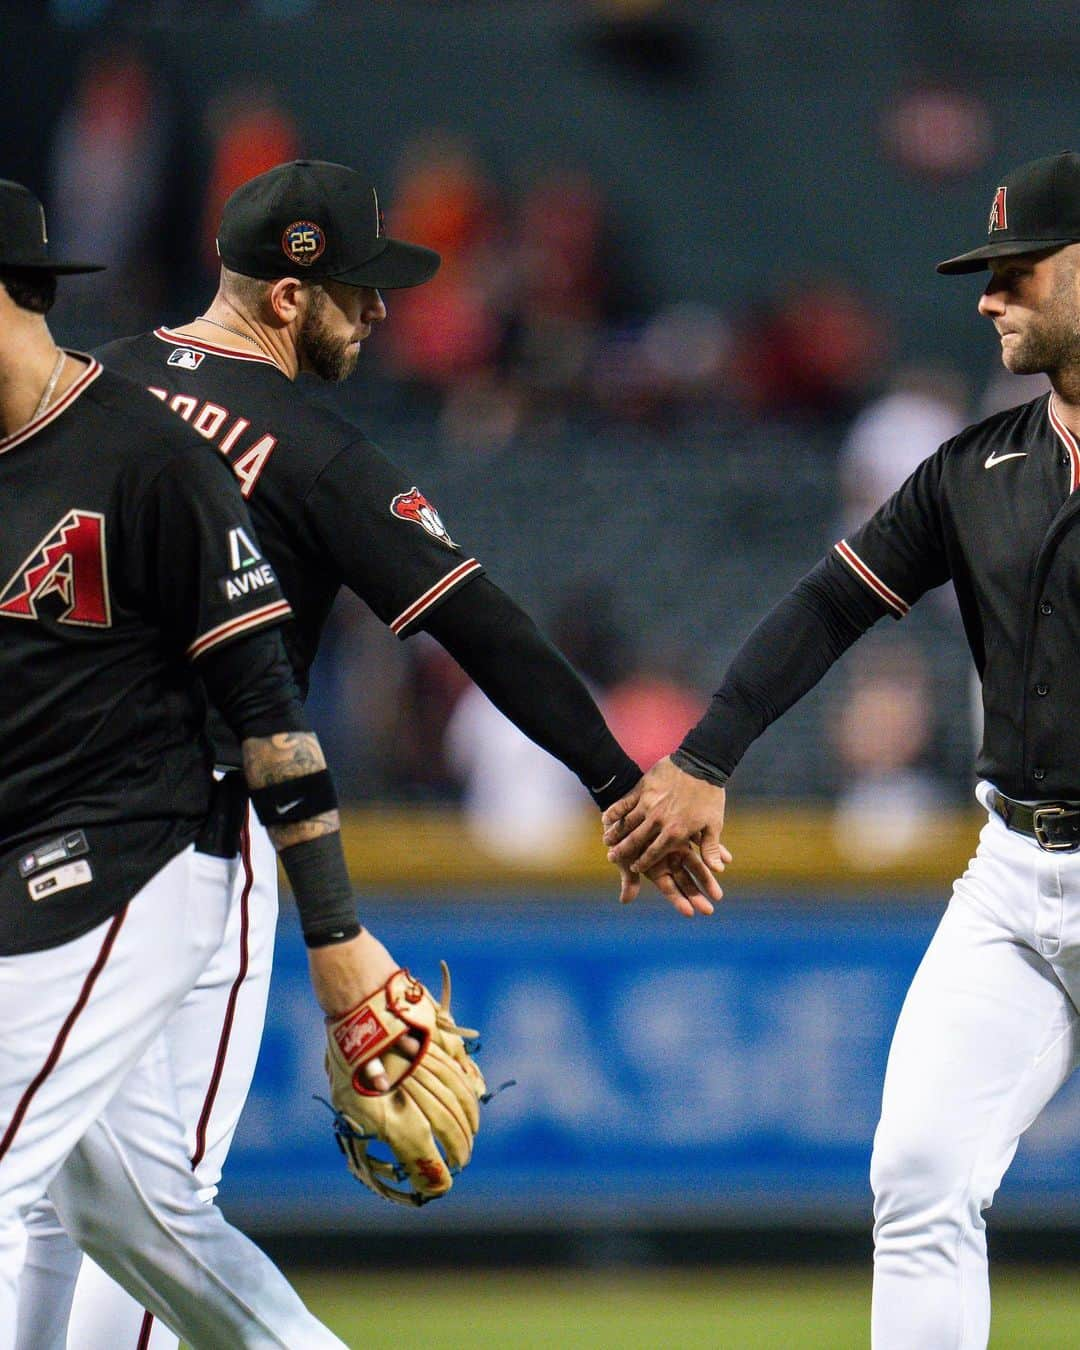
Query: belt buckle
1032 805 1080 851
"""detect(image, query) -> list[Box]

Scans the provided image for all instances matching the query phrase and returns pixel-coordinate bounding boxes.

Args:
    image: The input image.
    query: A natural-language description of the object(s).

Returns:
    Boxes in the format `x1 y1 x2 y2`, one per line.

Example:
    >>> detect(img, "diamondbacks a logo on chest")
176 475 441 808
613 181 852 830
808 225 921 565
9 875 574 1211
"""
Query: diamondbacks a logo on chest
0 510 111 627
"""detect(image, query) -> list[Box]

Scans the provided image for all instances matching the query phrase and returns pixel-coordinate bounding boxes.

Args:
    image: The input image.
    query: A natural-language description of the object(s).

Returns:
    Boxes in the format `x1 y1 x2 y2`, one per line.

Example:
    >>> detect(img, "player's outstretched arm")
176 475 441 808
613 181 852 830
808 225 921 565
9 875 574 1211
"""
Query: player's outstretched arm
603 551 901 895
424 579 721 913
603 757 732 880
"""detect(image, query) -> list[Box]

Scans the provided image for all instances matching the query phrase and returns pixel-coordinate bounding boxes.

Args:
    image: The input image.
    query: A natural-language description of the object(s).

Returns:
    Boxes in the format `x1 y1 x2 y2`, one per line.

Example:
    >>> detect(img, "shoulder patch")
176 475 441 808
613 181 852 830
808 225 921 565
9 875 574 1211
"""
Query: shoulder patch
390 487 459 550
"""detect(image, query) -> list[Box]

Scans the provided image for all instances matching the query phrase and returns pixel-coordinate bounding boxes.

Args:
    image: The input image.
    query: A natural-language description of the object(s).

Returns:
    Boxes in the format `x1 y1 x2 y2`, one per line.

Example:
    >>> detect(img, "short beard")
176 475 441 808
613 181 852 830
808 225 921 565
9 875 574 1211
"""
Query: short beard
1002 262 1080 378
298 288 359 383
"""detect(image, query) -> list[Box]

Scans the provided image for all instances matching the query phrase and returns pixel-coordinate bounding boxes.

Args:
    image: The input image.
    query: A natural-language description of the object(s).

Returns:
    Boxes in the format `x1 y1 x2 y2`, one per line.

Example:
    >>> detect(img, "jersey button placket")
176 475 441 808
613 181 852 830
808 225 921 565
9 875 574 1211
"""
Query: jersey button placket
1040 600 1054 615
1035 684 1049 697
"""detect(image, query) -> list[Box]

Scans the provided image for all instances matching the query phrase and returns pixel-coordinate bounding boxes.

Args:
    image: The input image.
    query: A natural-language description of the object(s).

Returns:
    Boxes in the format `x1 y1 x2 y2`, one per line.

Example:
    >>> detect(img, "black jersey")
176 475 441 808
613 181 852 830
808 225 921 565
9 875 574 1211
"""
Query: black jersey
0 358 290 952
679 391 1080 802
92 328 484 762
835 392 1080 798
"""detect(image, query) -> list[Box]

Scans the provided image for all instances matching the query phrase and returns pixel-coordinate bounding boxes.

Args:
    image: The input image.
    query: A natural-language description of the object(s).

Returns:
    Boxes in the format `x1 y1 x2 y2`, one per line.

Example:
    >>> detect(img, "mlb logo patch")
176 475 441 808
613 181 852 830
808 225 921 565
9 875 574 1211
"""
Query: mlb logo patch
168 347 205 370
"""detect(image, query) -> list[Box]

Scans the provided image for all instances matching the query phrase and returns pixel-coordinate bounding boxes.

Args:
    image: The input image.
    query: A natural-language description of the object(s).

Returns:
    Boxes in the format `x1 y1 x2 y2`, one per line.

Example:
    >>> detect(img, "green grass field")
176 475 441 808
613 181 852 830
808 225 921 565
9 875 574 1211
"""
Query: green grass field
282 1266 1080 1349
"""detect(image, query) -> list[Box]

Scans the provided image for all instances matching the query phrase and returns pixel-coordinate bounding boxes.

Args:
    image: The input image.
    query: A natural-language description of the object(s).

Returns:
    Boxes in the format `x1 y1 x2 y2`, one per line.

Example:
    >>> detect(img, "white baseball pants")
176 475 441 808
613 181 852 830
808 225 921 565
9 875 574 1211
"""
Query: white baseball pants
1 842 343 1350
871 792 1080 1349
18 812 280 1349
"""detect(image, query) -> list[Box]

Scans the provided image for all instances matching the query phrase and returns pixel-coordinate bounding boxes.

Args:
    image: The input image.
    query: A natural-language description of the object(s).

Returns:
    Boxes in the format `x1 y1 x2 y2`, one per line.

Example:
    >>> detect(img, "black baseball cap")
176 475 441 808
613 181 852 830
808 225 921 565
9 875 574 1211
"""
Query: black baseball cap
0 179 103 274
937 151 1080 275
216 159 440 289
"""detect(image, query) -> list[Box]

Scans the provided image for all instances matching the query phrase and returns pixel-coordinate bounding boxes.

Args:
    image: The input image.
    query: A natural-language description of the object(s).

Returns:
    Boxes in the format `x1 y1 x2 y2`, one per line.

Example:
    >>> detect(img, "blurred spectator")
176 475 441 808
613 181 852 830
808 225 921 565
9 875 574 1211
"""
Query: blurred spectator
445 685 592 864
829 638 947 866
729 279 891 426
443 579 630 862
199 86 301 278
880 80 993 181
583 588 705 770
506 166 632 405
380 129 508 388
589 300 732 427
838 362 969 530
602 669 705 772
45 42 171 343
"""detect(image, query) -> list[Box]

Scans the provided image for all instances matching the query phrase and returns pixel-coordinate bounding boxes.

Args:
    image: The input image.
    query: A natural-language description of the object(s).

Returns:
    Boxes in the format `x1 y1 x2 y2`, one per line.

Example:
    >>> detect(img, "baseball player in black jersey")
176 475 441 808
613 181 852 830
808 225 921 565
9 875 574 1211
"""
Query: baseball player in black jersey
17 159 719 1345
603 150 1080 1348
0 177 433 1349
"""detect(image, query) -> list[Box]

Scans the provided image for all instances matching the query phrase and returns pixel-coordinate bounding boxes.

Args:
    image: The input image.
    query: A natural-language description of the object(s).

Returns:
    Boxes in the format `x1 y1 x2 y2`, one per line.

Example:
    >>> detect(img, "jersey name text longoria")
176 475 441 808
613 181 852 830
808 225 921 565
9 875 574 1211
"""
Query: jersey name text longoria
148 387 277 498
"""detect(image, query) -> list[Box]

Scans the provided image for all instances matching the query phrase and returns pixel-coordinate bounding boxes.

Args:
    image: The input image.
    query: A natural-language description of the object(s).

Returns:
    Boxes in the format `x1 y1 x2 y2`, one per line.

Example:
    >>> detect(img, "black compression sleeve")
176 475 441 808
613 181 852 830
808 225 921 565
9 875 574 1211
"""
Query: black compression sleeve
278 835 360 948
674 555 887 783
422 575 641 808
197 627 307 741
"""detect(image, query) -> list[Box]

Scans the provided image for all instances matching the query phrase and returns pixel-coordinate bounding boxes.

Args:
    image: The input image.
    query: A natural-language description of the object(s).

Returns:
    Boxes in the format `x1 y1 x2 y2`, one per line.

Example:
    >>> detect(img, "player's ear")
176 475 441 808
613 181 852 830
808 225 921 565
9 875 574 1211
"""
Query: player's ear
266 276 307 327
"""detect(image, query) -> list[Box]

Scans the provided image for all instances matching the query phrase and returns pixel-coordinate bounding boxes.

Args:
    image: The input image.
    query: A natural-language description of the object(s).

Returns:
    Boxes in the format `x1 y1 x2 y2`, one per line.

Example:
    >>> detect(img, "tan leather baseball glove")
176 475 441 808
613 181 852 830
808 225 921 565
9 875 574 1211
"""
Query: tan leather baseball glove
324 960 487 1206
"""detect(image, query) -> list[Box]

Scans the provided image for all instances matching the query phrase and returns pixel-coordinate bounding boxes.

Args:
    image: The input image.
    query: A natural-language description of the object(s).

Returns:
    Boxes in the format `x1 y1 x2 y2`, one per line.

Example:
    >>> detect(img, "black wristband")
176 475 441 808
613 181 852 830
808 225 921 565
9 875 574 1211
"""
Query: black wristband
670 747 730 788
250 769 338 828
277 833 361 948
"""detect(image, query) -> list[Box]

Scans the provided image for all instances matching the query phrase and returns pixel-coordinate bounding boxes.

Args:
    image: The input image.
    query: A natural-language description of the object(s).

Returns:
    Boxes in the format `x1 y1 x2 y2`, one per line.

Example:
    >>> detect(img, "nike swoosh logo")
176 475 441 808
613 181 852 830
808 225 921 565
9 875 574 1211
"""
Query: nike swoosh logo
984 450 1028 468
591 775 617 794
275 798 303 815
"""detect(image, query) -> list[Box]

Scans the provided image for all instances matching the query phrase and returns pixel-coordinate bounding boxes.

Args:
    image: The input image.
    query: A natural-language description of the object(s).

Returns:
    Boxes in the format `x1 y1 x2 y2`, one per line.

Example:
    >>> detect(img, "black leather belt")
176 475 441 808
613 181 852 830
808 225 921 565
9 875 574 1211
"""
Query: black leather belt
986 787 1080 852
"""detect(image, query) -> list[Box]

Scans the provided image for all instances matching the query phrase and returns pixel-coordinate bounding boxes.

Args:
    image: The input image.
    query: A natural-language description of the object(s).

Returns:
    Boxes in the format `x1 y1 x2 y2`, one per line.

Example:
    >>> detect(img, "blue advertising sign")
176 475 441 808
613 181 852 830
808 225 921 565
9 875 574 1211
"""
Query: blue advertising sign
222 893 1080 1230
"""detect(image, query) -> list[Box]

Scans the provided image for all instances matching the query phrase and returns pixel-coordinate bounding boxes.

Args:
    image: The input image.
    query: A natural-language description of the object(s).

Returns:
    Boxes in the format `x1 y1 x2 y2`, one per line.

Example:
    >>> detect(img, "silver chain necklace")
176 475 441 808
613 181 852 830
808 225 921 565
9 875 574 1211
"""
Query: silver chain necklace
196 315 262 349
32 350 65 420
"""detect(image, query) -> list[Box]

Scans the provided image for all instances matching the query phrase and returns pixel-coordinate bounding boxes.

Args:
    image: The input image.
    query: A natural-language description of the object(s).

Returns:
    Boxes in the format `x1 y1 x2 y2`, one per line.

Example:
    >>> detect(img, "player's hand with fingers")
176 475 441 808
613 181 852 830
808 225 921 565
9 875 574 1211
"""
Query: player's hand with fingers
616 845 722 916
603 756 732 877
322 957 487 1207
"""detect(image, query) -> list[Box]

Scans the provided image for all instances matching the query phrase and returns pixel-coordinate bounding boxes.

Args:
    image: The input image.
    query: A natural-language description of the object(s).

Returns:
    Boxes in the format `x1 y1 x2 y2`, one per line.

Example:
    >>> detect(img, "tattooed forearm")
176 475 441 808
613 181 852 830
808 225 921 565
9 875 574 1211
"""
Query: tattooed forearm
241 732 341 850
267 811 340 851
241 731 326 787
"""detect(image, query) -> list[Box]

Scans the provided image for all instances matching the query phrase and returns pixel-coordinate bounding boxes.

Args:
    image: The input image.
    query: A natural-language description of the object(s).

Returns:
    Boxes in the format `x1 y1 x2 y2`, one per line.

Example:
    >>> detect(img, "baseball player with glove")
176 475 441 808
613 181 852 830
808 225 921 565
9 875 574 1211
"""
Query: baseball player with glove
0 177 483 1349
603 150 1080 1348
18 159 718 1347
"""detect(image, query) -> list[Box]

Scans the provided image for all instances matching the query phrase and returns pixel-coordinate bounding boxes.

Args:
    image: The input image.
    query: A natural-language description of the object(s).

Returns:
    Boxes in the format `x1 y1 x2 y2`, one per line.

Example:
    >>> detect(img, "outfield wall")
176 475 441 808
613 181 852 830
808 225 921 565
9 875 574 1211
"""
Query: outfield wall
222 889 1080 1235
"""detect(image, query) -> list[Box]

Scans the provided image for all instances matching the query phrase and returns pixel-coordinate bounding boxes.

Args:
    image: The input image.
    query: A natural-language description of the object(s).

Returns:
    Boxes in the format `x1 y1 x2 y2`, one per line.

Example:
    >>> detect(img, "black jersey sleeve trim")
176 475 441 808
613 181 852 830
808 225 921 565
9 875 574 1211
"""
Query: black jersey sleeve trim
187 598 293 660
676 554 885 780
833 540 910 617
389 558 484 637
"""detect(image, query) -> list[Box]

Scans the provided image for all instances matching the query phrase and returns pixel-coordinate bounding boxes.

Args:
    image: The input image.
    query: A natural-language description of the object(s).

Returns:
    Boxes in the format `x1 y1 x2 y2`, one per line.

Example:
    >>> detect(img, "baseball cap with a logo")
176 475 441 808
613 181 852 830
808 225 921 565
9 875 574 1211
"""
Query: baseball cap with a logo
937 151 1080 274
216 159 440 289
0 179 103 273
